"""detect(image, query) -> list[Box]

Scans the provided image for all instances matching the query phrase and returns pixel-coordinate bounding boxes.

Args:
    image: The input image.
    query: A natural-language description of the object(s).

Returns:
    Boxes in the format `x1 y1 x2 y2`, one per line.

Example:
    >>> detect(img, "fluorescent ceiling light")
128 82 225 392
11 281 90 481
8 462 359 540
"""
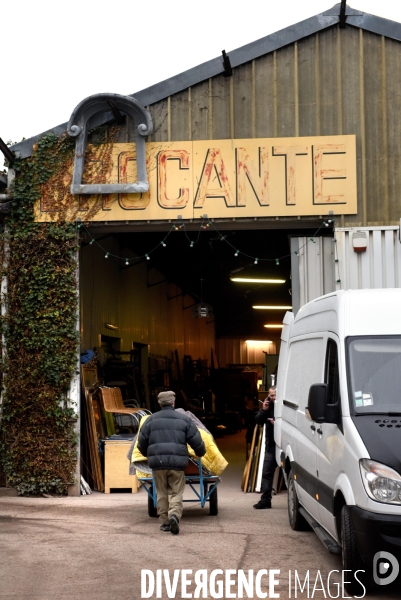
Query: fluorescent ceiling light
264 324 284 328
246 340 273 345
253 305 292 310
230 277 285 284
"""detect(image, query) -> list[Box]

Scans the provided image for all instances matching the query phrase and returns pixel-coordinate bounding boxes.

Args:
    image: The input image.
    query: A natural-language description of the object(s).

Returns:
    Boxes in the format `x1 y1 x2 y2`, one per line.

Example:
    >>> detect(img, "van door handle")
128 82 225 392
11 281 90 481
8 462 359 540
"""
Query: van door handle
310 425 316 431
317 428 323 435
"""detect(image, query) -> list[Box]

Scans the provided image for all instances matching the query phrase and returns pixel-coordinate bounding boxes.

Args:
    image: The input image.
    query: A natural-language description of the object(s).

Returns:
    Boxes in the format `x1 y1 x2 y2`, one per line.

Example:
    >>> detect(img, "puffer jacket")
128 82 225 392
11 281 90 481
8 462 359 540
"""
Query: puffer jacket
137 406 206 471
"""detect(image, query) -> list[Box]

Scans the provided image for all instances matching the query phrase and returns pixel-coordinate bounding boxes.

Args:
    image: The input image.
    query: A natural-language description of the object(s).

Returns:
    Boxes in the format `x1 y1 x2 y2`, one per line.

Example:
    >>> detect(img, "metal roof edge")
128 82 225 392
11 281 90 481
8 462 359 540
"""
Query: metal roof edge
11 123 68 159
10 111 115 159
347 12 401 40
10 4 401 160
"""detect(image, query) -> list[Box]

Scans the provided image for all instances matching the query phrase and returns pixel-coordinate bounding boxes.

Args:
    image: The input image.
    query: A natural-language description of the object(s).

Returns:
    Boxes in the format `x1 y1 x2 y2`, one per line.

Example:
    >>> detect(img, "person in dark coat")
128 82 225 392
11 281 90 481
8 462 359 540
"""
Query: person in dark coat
137 390 206 534
253 386 276 509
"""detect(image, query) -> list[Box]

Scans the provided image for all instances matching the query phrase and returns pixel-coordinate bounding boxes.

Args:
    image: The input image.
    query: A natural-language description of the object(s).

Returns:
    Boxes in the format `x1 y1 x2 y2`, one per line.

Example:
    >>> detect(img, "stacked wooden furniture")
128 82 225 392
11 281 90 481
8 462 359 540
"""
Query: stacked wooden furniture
100 387 143 494
242 425 264 493
81 365 105 492
100 387 142 423
103 440 139 494
241 423 284 494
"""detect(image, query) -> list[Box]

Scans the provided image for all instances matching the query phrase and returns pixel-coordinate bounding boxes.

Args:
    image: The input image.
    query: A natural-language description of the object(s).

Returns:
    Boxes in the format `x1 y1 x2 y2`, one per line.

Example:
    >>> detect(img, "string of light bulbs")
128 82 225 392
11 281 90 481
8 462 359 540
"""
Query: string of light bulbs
76 216 334 266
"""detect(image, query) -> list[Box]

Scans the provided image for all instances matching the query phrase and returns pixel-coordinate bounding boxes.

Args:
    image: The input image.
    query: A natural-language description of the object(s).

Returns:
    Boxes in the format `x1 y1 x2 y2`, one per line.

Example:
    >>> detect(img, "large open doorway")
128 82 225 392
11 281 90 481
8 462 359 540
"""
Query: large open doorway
78 220 333 490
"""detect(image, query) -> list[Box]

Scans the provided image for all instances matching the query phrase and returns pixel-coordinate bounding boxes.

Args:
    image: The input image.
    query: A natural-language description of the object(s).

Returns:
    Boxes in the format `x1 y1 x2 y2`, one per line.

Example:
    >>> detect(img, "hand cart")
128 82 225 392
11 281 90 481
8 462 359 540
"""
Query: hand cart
138 457 220 516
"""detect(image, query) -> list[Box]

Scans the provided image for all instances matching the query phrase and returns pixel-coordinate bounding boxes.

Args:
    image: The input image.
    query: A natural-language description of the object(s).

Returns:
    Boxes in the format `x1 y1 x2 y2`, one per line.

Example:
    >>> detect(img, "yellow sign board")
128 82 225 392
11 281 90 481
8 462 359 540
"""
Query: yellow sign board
37 135 357 222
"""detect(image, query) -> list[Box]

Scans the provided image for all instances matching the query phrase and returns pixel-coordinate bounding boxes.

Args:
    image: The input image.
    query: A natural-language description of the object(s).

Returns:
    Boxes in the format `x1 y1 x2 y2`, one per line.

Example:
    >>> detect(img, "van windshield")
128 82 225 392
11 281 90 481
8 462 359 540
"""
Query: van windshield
347 336 401 415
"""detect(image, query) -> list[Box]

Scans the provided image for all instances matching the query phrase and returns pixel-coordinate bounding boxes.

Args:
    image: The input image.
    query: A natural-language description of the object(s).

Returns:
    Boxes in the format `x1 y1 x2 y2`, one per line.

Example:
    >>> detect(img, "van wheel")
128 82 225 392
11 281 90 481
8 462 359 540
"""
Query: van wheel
287 469 308 531
341 506 367 595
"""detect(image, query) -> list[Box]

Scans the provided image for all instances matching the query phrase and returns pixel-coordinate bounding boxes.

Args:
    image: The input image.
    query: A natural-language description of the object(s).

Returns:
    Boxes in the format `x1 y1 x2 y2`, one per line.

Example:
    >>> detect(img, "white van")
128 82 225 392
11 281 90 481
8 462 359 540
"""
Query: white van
275 289 401 594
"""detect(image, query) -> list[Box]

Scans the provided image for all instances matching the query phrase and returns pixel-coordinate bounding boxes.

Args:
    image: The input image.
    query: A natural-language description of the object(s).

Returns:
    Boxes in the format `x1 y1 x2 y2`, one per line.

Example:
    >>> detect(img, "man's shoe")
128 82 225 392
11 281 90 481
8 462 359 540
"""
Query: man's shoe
253 501 271 509
169 515 180 535
160 523 171 531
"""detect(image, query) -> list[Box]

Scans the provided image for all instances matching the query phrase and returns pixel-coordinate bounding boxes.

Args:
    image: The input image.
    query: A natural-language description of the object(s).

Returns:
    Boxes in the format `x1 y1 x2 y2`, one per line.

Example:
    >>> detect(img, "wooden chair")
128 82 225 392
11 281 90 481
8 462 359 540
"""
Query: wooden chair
100 387 144 431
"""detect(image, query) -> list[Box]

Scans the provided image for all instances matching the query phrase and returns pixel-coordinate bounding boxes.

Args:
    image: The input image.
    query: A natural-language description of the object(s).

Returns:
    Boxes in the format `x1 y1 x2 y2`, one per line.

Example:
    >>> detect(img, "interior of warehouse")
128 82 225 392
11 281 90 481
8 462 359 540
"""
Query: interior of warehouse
79 221 331 431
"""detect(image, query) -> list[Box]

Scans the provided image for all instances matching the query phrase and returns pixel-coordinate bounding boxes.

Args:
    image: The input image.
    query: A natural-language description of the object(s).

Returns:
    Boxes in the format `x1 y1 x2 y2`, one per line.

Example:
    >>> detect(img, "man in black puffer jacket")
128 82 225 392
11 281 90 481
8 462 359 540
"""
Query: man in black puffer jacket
137 391 206 535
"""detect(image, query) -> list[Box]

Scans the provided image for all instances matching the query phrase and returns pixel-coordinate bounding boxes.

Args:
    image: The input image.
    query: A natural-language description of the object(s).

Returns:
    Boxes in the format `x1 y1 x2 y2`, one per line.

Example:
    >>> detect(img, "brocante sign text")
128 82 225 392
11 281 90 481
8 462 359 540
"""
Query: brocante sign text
37 135 357 222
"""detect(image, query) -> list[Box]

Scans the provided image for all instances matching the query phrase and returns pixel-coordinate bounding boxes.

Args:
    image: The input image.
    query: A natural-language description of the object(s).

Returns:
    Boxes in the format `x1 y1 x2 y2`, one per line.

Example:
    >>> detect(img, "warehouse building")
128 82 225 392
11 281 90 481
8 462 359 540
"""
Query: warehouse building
1 2 401 495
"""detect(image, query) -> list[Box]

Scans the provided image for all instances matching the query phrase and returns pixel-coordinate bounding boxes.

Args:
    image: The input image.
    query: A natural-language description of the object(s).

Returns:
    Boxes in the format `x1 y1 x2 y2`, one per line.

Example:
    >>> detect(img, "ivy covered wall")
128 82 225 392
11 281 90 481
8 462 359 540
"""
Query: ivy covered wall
0 134 79 495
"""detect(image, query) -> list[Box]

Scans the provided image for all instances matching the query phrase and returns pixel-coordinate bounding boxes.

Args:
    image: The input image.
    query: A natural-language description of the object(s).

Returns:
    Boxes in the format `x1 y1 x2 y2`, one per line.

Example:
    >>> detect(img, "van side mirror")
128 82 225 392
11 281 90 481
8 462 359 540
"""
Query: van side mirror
307 384 328 423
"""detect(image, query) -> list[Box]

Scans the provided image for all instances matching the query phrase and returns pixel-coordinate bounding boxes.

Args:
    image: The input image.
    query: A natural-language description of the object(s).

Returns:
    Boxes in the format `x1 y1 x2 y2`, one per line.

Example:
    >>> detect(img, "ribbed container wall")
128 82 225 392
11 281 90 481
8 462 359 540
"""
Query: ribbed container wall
144 25 401 227
215 339 278 369
291 236 336 313
335 227 401 290
80 245 215 366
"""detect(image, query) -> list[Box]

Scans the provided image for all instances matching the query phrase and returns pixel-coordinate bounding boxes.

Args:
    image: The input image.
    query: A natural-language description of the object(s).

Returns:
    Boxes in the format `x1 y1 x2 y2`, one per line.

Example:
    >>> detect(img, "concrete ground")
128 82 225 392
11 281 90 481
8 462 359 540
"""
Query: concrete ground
0 430 398 600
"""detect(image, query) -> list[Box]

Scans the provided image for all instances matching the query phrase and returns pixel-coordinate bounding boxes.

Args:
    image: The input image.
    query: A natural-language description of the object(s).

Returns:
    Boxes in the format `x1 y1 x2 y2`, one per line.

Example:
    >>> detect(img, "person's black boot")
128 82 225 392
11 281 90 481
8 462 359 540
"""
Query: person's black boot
253 500 271 509
169 515 180 534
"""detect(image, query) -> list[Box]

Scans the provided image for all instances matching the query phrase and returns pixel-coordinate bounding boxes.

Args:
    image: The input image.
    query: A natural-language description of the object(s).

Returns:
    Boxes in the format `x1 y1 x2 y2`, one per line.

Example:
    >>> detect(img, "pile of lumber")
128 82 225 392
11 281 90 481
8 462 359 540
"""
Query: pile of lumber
241 425 265 493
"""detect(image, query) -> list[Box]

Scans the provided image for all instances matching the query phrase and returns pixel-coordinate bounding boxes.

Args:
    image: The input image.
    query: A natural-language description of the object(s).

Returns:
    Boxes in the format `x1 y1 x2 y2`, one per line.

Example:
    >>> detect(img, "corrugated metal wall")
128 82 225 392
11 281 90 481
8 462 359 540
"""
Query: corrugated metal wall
290 227 401 310
140 24 401 227
80 243 215 365
335 226 401 290
291 236 335 313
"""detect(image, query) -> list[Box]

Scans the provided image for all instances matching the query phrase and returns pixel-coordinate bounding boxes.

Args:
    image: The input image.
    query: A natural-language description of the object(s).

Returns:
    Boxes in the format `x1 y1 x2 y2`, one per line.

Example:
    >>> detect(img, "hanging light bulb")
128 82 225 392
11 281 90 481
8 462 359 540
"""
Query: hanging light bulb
234 250 239 257
275 258 279 266
254 258 258 264
145 254 150 260
125 259 129 266
161 241 166 247
105 252 109 258
310 238 316 243
190 241 194 248
294 251 299 256
89 239 95 245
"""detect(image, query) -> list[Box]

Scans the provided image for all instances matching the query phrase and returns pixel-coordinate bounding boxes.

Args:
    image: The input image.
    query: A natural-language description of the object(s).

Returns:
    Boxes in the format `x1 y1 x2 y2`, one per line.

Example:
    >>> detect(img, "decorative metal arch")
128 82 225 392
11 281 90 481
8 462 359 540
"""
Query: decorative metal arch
67 93 153 195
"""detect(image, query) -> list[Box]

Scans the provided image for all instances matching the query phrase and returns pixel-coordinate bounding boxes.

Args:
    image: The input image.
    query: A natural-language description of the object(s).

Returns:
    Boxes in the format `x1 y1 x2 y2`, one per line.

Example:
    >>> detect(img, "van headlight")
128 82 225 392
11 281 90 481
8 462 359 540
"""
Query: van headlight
360 459 401 504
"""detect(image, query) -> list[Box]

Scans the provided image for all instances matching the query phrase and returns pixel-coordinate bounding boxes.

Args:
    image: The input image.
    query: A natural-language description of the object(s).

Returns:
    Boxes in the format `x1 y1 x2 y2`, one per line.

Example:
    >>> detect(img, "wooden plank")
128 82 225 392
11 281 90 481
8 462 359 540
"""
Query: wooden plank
243 425 258 493
248 425 262 492
85 389 104 492
255 426 266 493
251 426 263 492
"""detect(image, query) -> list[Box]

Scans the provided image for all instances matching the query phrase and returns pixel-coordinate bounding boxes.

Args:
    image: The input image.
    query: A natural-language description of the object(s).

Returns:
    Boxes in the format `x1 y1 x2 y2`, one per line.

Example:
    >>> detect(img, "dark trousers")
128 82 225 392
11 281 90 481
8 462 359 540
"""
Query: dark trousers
260 449 276 504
